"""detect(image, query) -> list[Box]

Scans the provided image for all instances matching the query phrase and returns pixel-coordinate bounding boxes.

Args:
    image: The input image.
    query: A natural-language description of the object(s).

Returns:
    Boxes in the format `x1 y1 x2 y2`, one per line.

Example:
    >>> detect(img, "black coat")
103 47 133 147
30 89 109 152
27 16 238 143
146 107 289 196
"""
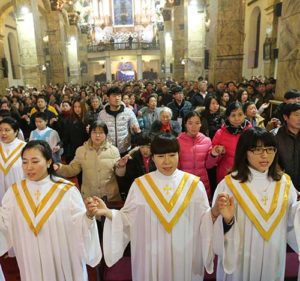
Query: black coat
275 126 300 191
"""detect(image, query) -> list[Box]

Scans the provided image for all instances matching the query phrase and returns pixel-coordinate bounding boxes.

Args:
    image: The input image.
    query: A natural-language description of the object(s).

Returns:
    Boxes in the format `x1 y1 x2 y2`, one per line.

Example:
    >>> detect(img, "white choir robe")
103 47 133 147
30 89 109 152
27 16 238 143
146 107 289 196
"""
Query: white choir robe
0 266 4 281
213 168 299 281
0 176 102 281
293 203 300 281
0 138 25 202
0 138 26 257
104 169 219 281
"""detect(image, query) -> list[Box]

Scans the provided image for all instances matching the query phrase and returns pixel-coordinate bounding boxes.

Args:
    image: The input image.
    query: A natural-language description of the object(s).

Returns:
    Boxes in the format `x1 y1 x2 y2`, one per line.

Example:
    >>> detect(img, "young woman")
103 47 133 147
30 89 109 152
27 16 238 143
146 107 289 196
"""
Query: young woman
62 98 88 163
0 140 101 281
212 101 252 183
55 121 121 201
0 117 26 203
87 133 234 281
177 111 219 199
219 92 230 108
236 89 249 105
213 127 299 281
199 95 225 139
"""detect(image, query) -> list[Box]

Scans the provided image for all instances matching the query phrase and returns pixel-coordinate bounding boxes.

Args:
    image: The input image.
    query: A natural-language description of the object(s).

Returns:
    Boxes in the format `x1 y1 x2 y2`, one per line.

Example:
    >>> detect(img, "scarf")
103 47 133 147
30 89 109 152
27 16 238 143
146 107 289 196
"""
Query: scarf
224 119 250 135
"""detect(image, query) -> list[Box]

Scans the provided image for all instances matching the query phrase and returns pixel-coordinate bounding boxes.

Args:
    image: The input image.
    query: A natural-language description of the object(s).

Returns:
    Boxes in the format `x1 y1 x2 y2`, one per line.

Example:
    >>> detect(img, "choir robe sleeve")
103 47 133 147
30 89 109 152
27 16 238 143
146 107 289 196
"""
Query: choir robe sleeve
198 183 215 275
212 180 240 274
103 185 136 267
0 189 13 256
286 184 298 252
69 187 102 267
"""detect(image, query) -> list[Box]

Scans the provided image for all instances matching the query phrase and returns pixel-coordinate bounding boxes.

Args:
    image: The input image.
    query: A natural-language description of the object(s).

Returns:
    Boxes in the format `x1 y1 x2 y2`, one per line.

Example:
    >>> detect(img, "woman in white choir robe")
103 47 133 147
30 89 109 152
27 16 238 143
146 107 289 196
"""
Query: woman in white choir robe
87 133 235 281
0 140 102 281
0 117 26 203
213 127 299 281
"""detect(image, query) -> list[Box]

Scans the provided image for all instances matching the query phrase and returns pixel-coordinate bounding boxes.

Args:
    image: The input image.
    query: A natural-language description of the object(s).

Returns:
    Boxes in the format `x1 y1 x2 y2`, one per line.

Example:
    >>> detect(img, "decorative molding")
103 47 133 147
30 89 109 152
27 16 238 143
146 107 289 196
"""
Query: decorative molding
247 0 258 6
4 24 17 31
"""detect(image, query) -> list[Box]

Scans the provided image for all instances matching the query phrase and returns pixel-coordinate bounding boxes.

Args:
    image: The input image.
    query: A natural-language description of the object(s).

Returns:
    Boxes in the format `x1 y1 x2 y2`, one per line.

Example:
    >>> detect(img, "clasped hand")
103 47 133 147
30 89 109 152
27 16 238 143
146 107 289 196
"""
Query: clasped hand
85 196 111 219
211 192 235 224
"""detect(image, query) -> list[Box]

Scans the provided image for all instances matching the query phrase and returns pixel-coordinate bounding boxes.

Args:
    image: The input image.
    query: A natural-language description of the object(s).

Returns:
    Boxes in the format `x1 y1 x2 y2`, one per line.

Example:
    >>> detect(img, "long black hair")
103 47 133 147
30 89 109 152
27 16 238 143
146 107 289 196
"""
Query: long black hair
231 127 282 182
21 140 57 181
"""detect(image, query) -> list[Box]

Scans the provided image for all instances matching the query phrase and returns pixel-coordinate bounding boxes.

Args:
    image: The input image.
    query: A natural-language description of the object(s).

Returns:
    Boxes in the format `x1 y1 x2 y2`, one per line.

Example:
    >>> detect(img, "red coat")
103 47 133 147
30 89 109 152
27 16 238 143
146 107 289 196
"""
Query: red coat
212 123 252 183
177 132 217 199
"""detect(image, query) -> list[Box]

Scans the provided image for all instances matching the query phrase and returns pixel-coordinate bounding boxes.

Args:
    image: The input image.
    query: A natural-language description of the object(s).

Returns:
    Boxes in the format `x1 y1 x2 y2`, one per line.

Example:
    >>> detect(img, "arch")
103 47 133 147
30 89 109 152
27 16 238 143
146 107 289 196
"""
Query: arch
248 6 261 69
7 32 21 79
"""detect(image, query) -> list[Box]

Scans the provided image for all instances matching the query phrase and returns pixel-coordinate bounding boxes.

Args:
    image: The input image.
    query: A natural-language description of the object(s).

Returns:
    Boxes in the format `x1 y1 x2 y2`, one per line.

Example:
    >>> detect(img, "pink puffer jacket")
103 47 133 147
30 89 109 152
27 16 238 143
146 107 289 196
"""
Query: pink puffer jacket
212 124 251 183
177 132 217 199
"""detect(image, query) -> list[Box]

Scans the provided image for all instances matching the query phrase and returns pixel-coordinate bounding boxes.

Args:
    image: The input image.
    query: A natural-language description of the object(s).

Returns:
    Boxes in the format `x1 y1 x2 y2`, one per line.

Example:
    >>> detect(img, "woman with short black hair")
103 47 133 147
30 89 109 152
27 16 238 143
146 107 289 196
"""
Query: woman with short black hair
55 120 121 201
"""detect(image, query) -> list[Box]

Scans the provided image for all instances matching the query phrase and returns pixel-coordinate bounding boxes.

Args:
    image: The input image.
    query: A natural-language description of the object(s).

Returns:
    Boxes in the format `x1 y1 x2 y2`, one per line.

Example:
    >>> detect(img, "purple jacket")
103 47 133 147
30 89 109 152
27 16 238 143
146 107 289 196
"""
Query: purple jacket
177 132 217 199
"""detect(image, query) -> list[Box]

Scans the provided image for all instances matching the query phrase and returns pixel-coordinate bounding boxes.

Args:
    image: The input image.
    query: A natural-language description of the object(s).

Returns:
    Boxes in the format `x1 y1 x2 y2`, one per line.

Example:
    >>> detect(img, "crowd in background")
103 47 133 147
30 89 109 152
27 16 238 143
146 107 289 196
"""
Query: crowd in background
0 77 299 200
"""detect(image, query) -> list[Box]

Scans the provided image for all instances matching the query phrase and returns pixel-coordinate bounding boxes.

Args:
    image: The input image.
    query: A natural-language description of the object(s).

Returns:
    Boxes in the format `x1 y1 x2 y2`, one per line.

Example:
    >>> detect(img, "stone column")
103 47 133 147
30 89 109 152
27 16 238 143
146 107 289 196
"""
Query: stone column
163 12 173 79
47 11 68 84
172 2 185 81
78 33 89 83
137 54 143 80
0 31 9 95
66 25 80 84
105 56 112 81
185 0 206 81
208 0 245 85
275 1 300 99
13 0 46 88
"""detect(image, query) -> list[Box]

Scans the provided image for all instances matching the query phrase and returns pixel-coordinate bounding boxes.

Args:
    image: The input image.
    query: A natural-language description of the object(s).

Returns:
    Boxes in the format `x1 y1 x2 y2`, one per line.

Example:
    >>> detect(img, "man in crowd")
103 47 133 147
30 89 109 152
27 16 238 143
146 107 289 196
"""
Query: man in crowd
98 86 140 156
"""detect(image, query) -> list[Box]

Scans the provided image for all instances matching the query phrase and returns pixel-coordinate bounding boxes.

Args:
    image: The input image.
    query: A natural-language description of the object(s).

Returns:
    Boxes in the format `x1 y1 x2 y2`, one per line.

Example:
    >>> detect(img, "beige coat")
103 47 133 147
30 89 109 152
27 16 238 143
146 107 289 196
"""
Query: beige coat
57 140 121 201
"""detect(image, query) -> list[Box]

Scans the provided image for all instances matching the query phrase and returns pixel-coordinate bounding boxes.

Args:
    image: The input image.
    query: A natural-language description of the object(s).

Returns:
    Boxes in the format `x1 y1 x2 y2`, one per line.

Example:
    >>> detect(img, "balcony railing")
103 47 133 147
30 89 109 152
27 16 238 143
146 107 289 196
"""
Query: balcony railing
87 42 160 53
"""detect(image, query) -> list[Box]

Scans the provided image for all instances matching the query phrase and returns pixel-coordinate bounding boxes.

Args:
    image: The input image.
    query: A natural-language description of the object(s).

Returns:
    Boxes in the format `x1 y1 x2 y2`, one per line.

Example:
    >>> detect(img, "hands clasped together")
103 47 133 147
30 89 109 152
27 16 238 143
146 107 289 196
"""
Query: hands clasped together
85 196 112 220
211 192 235 224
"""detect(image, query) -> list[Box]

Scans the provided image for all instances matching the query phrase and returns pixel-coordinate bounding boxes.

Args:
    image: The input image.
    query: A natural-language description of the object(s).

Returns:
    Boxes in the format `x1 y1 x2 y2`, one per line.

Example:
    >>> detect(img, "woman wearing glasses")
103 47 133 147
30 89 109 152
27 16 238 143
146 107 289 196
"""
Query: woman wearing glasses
213 127 299 281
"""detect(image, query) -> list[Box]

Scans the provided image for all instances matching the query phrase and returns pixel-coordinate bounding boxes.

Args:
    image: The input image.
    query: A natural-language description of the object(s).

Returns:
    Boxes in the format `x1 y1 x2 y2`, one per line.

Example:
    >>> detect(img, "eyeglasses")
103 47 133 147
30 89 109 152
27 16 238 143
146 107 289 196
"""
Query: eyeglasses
249 146 277 155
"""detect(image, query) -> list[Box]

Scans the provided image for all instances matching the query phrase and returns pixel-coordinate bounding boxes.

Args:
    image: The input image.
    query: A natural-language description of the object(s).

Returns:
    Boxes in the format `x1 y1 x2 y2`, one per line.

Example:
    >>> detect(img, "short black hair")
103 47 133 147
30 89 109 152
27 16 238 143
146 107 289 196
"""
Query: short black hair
282 103 300 117
284 89 300 100
242 101 256 114
184 111 201 124
231 127 282 182
136 132 151 146
107 86 122 96
34 111 48 121
146 94 158 104
151 133 179 155
0 117 19 133
36 94 48 103
225 101 243 117
171 86 183 95
89 120 108 137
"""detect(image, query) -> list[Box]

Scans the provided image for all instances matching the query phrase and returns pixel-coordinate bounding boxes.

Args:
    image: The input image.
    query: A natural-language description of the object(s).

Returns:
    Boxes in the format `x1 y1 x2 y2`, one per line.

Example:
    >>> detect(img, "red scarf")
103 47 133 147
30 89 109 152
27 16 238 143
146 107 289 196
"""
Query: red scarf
142 156 150 173
160 122 171 132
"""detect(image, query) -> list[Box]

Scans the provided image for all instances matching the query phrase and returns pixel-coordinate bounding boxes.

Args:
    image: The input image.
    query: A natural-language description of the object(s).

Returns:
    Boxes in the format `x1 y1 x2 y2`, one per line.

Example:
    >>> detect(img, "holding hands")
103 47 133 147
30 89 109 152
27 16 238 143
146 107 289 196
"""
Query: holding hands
211 192 235 224
211 145 226 157
85 196 112 220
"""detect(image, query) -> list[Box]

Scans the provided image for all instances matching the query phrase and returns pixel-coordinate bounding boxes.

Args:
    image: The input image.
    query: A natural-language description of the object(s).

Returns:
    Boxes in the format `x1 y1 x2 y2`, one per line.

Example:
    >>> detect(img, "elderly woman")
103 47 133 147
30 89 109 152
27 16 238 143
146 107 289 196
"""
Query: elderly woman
54 120 121 201
150 106 181 137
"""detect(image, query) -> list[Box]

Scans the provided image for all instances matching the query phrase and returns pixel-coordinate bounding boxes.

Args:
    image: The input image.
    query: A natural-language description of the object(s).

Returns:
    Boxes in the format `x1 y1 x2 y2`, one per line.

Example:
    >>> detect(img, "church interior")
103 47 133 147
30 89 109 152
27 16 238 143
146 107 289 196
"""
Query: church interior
0 0 299 98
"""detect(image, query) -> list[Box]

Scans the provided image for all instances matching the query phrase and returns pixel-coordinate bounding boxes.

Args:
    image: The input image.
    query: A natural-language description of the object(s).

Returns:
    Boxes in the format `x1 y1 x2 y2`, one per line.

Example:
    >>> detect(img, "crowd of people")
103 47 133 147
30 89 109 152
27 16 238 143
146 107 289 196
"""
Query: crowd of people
0 77 299 281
